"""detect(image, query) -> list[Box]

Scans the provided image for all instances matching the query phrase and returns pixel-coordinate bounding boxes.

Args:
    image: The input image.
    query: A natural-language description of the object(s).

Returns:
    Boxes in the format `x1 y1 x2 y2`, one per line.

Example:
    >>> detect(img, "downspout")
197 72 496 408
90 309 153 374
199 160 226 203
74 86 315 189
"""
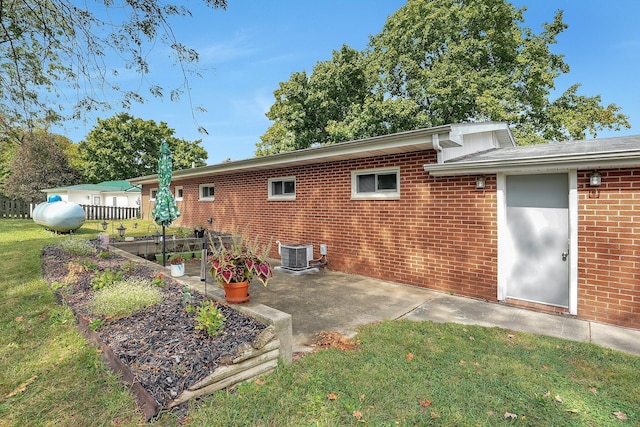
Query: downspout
432 133 443 163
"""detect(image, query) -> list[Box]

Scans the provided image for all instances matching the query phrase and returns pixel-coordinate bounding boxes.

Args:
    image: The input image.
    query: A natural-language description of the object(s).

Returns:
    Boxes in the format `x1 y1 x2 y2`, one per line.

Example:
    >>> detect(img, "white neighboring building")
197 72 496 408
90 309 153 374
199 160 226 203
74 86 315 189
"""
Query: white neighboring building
42 180 141 208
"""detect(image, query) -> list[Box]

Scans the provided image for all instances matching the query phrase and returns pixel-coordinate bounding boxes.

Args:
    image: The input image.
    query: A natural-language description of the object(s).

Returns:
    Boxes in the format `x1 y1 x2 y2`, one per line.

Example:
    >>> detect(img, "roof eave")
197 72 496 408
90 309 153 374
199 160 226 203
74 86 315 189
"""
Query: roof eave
424 151 640 176
130 125 473 185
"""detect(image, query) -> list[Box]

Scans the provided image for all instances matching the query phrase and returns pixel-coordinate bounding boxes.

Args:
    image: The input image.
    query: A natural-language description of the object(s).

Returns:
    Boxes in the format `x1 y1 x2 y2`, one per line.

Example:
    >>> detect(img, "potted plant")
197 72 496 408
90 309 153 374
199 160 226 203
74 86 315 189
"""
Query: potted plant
169 254 185 278
208 236 272 303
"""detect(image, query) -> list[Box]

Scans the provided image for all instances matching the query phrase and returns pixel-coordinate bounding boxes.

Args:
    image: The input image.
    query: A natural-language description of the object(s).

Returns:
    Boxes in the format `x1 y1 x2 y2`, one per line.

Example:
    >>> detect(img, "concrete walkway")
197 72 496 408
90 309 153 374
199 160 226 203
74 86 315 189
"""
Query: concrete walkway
157 256 640 357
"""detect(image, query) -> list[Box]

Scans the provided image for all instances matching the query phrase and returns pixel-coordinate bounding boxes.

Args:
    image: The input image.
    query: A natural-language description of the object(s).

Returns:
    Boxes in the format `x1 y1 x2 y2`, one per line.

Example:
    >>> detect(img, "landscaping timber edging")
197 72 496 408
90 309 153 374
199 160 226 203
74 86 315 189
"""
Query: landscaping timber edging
169 331 280 408
74 305 280 421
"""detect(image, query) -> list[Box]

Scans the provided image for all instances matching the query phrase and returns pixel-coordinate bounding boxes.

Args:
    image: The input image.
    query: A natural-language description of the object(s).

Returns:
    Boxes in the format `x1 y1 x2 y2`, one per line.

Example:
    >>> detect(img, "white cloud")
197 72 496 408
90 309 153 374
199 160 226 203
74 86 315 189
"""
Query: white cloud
196 30 259 64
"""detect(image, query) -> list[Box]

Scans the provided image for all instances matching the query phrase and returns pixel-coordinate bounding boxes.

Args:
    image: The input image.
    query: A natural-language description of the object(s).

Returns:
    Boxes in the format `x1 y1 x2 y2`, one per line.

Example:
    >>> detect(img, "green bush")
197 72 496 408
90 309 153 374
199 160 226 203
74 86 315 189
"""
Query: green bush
90 268 122 290
194 301 226 336
90 278 163 317
58 238 95 256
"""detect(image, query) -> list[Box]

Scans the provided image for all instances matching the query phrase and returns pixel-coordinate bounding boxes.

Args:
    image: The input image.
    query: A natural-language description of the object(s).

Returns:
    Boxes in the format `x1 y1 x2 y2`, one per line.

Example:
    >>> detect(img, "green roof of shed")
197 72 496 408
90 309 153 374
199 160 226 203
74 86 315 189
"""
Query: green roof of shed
42 180 141 193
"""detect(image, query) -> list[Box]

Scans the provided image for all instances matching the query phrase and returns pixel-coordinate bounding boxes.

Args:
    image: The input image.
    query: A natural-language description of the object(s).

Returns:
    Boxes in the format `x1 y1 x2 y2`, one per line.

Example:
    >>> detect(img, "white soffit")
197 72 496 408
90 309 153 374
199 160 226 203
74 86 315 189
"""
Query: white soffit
131 122 512 184
424 135 640 176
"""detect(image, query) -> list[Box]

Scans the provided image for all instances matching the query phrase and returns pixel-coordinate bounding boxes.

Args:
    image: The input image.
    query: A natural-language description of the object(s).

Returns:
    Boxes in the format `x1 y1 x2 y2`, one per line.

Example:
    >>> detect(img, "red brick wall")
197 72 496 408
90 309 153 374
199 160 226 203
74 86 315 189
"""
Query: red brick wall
141 150 499 300
139 157 640 330
578 169 640 329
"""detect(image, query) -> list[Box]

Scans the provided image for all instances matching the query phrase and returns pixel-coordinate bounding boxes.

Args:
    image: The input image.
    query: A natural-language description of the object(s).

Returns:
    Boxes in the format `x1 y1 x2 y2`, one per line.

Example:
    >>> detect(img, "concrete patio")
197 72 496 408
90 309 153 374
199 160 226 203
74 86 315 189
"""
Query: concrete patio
115 248 640 358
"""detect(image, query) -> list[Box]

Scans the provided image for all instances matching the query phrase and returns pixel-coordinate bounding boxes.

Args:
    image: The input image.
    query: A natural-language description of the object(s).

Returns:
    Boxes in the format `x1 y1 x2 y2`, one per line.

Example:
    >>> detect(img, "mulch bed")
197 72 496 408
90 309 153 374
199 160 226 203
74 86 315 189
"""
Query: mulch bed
41 243 266 413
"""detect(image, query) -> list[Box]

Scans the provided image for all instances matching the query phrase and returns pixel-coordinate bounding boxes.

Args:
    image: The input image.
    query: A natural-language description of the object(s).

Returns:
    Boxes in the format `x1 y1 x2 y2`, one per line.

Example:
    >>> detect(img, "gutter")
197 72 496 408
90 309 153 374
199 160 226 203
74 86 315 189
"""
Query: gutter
424 150 640 176
131 124 477 185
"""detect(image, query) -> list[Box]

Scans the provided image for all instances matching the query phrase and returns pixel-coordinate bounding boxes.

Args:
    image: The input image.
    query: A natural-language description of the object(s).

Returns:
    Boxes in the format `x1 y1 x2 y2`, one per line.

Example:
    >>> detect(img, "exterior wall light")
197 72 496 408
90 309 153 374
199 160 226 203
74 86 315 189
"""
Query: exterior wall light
589 172 602 187
475 176 486 189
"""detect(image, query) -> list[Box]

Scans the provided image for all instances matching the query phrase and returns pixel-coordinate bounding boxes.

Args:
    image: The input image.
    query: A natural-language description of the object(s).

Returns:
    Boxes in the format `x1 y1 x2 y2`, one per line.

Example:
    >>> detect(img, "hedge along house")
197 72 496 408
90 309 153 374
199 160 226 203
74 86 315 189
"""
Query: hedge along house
131 122 640 331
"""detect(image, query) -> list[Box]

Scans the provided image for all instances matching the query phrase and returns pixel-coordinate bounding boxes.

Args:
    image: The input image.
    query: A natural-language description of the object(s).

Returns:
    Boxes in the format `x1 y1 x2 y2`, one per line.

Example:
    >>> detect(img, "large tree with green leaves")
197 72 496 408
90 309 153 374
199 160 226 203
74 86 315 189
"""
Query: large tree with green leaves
0 0 227 140
78 113 207 182
256 45 373 155
258 0 629 154
3 132 81 203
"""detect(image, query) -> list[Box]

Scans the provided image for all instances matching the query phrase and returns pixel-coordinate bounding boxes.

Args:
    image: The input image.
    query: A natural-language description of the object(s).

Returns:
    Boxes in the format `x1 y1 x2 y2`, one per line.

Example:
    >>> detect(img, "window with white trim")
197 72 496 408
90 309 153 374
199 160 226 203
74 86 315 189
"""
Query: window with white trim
199 184 215 201
150 188 158 201
351 167 400 200
175 186 184 201
268 177 296 200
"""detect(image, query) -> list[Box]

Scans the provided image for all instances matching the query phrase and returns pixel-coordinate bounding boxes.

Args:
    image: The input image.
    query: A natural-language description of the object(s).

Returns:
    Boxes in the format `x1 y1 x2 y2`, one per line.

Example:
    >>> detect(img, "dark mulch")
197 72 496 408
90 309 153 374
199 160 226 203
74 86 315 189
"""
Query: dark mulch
41 244 266 409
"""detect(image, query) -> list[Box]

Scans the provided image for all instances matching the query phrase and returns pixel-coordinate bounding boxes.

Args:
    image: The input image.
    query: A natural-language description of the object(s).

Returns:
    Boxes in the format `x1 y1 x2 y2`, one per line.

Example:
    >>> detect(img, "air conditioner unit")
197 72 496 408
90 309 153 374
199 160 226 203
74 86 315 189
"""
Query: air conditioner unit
280 244 314 271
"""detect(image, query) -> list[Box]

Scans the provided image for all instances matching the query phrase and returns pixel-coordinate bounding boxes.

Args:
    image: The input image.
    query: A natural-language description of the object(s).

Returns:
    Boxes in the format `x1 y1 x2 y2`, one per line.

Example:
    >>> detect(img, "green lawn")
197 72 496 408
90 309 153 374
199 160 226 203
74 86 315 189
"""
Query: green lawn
0 219 638 426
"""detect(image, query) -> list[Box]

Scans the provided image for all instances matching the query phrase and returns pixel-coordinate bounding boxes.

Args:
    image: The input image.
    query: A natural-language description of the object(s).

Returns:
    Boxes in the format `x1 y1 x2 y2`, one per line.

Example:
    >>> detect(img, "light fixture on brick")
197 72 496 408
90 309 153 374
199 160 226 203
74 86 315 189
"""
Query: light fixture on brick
589 172 602 187
475 176 486 189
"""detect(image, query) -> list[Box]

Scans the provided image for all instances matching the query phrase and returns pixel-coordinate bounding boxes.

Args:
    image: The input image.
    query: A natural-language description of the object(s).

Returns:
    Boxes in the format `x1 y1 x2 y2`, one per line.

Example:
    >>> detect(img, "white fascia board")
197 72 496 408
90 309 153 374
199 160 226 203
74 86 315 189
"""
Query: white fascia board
450 122 516 147
424 151 640 176
131 125 460 185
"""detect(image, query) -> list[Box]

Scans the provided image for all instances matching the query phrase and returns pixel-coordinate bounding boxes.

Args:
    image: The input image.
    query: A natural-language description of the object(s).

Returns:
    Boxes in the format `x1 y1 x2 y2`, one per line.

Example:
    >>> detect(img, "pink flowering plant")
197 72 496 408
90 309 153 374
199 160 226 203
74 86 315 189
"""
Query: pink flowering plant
208 234 273 286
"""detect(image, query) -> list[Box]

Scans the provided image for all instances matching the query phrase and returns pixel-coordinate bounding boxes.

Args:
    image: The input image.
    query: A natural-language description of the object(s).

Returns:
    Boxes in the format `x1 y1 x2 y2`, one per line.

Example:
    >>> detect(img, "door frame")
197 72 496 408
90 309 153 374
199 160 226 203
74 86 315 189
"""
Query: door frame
497 170 578 315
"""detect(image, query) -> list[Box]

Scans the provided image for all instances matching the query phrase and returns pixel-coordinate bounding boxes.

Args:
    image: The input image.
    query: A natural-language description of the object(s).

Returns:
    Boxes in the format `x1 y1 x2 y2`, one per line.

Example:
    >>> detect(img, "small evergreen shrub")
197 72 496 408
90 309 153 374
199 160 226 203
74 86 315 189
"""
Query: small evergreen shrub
80 259 98 272
91 268 122 290
194 301 226 336
58 239 95 256
98 250 114 259
90 278 163 317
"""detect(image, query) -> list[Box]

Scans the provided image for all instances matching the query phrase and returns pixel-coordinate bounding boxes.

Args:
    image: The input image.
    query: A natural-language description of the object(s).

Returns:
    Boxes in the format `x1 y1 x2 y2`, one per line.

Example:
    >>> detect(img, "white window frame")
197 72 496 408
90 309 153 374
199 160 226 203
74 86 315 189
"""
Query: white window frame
351 167 400 200
268 176 296 201
199 183 215 201
150 188 158 201
175 186 184 201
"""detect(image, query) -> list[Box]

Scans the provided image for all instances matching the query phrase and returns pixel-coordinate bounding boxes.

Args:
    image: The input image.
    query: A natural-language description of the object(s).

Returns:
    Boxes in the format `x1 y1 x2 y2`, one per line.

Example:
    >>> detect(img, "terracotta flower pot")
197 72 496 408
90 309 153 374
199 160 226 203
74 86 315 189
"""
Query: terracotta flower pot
222 281 250 303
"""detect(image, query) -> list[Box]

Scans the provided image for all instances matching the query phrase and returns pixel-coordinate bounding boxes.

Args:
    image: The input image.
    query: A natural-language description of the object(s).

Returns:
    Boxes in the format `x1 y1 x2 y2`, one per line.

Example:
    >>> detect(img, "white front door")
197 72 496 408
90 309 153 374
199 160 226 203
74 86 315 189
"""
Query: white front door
503 174 570 307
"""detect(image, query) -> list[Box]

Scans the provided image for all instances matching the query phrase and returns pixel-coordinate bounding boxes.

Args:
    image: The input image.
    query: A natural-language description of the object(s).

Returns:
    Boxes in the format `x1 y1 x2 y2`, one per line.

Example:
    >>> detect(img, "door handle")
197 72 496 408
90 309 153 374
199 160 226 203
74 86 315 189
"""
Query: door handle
561 251 569 261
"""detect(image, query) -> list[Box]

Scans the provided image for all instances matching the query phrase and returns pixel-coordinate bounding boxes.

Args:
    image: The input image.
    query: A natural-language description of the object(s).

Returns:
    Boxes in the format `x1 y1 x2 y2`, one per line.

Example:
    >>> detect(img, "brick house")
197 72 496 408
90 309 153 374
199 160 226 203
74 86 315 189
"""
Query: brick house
131 122 640 330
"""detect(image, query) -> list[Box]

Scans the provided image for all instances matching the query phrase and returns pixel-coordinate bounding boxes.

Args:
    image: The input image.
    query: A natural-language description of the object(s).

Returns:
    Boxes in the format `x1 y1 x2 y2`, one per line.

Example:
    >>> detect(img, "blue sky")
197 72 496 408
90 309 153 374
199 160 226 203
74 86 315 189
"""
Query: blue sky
57 0 640 164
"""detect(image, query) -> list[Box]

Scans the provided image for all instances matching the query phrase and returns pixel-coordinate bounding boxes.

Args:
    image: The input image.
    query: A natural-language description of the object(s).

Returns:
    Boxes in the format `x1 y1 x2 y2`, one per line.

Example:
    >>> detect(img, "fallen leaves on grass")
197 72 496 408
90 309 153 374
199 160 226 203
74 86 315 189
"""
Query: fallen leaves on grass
314 331 359 351
418 398 431 407
352 410 363 421
613 411 628 420
406 352 414 361
504 412 517 419
4 376 37 399
327 393 338 401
